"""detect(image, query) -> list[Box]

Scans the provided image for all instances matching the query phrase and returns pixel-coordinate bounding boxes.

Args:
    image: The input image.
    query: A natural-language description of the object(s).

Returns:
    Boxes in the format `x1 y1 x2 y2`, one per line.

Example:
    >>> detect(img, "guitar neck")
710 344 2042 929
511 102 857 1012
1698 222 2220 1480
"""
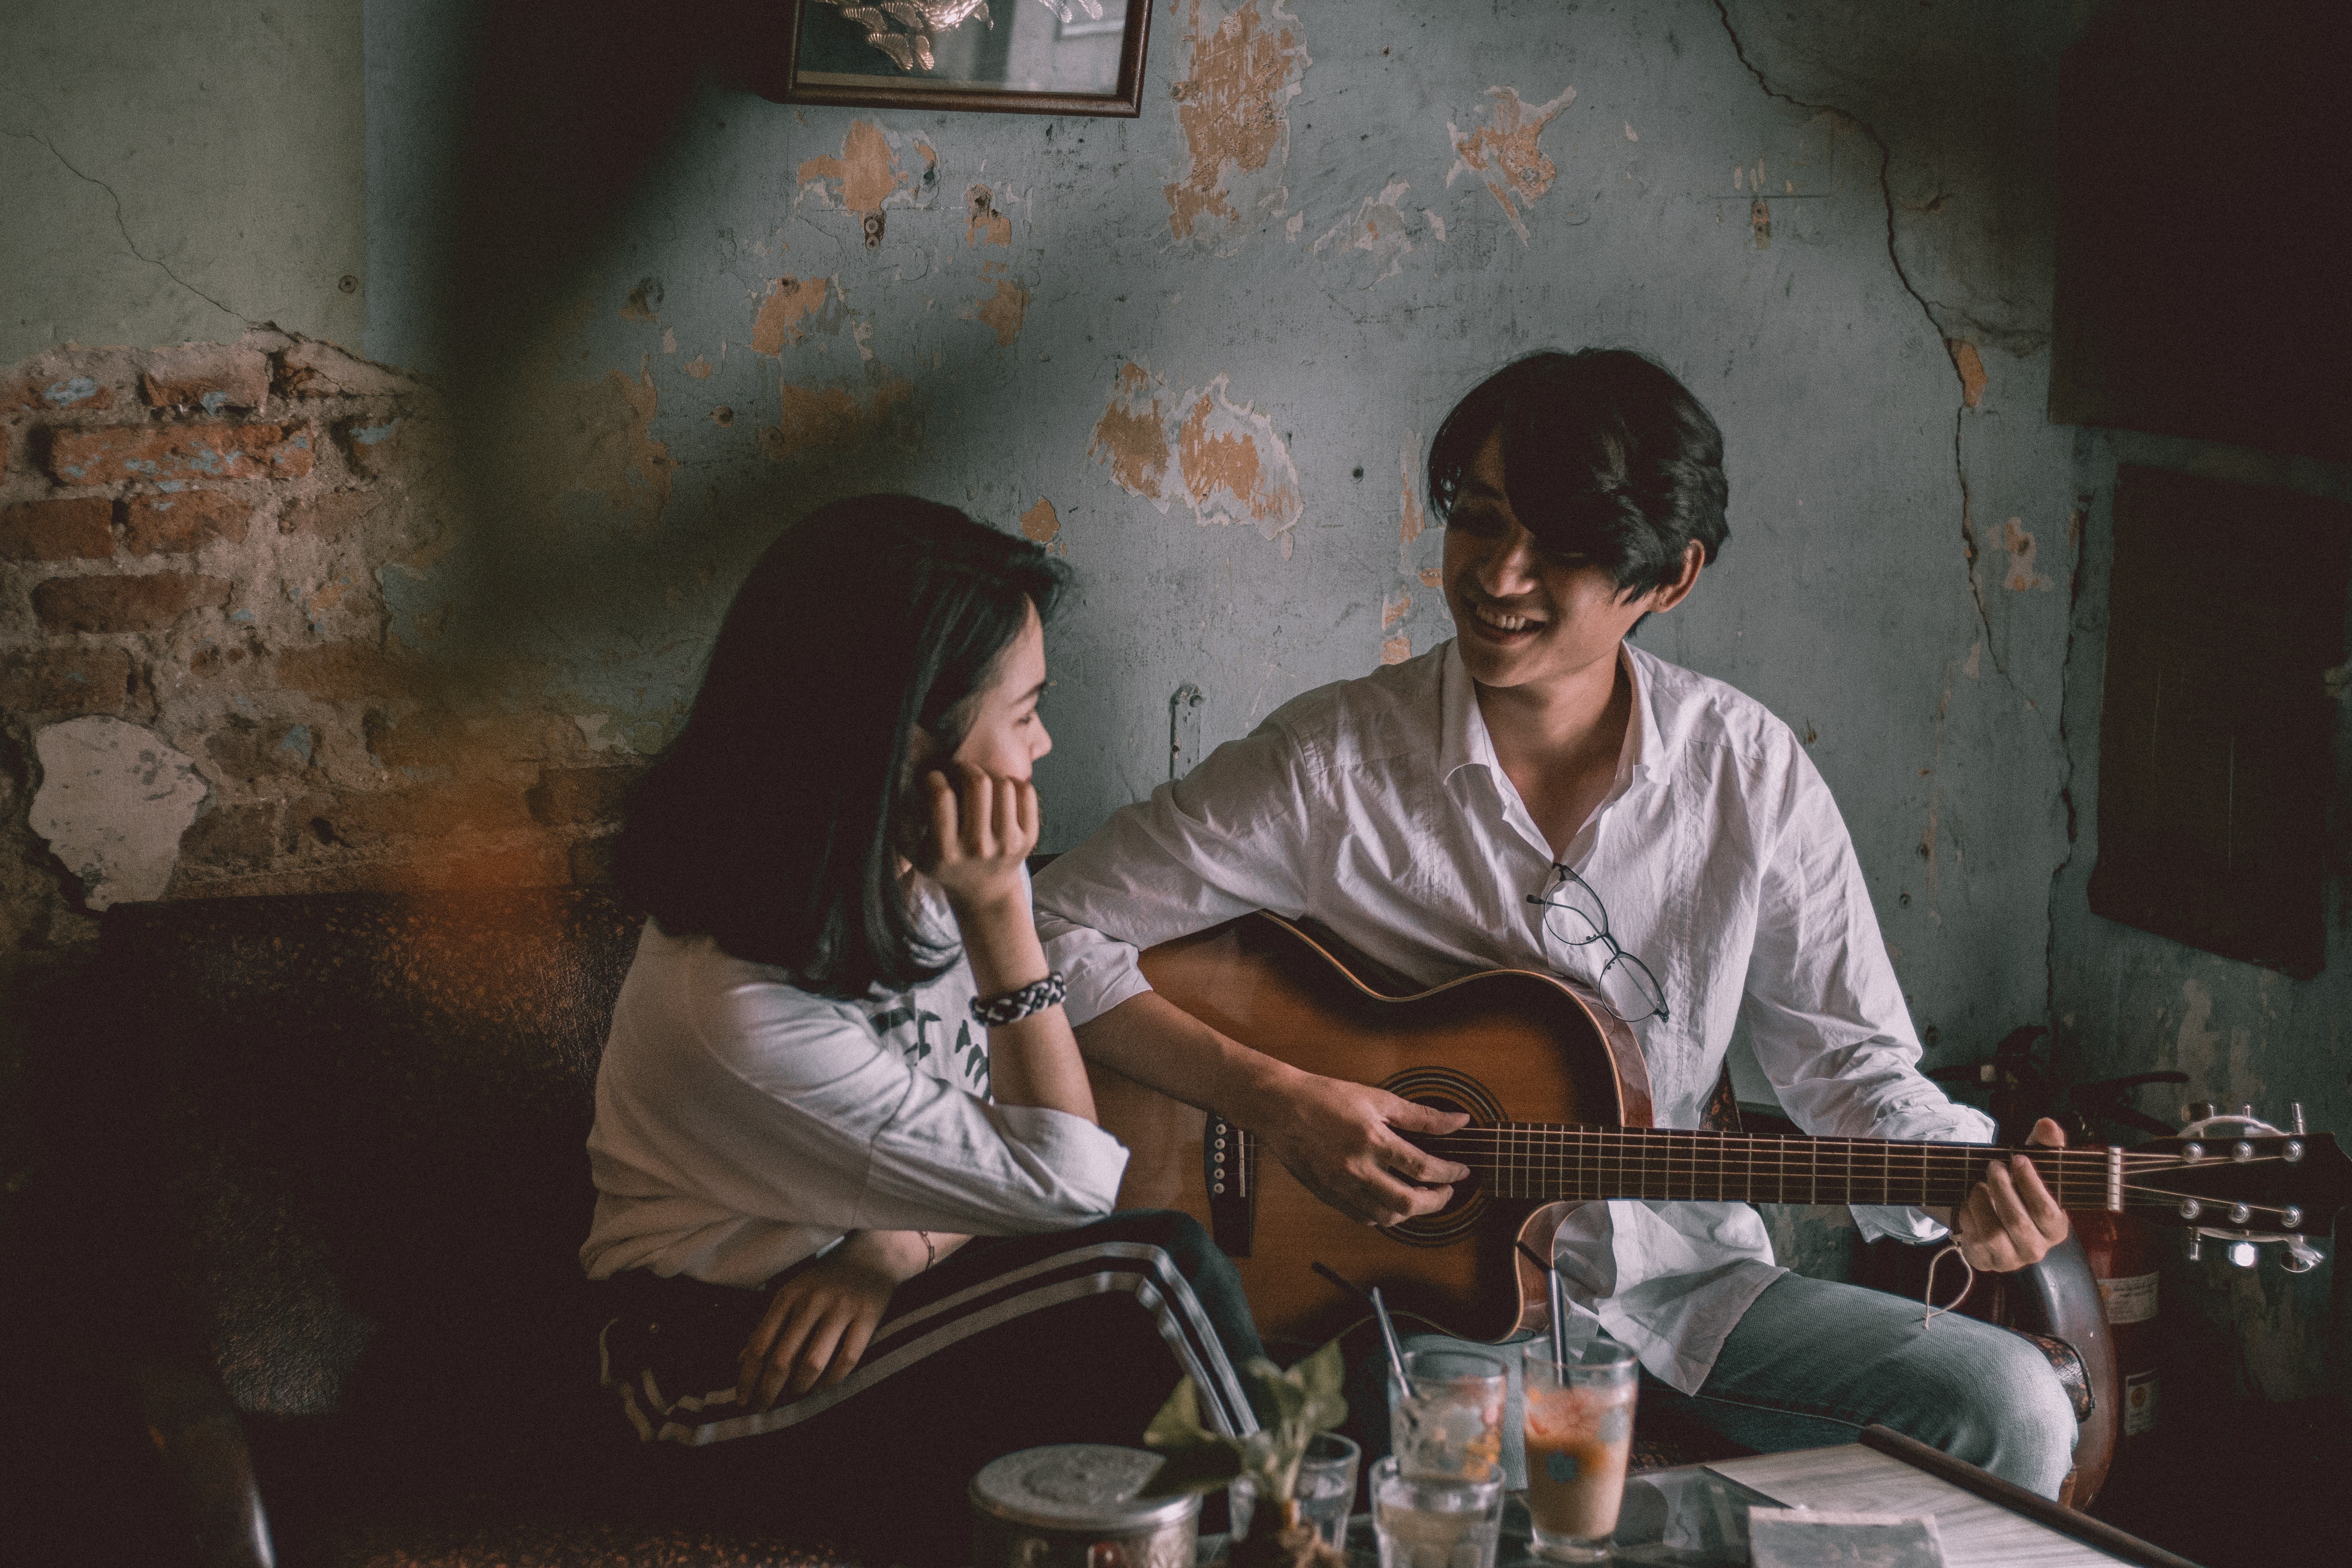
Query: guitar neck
1424 1124 2125 1210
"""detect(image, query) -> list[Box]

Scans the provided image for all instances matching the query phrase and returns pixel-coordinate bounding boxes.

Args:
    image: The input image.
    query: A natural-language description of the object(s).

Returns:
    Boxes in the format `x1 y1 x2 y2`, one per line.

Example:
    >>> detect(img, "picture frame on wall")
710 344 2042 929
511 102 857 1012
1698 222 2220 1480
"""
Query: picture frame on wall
775 0 1151 118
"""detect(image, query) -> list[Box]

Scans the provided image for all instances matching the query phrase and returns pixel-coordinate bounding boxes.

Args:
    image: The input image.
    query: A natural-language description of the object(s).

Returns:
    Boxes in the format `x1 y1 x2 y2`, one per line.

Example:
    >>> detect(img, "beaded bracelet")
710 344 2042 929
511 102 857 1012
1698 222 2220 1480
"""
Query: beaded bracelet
970 971 1067 1026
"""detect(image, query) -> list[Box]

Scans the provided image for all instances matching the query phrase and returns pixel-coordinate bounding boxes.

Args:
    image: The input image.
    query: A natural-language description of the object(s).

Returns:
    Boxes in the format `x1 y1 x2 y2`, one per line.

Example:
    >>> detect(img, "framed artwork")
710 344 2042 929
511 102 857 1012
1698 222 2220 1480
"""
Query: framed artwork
777 0 1151 117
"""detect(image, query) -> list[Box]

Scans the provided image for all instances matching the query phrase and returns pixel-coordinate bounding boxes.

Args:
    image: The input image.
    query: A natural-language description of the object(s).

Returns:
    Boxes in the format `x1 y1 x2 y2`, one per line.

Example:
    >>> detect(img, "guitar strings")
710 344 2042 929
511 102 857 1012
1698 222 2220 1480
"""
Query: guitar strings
1425 1145 2163 1164
1422 1133 2178 1191
1421 1137 2171 1170
1430 1155 2282 1207
1406 1131 2272 1207
1420 1124 2174 1144
1430 1140 2258 1176
1259 1119 2282 1209
1423 1128 2176 1158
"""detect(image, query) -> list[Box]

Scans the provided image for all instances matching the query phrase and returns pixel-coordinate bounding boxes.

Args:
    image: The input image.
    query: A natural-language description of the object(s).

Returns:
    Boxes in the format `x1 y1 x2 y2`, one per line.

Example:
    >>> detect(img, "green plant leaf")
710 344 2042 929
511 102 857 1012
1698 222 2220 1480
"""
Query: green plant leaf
1292 1338 1345 1403
1302 1392 1348 1433
1144 1376 1212 1450
1136 1442 1244 1499
1292 1339 1348 1431
1245 1357 1309 1427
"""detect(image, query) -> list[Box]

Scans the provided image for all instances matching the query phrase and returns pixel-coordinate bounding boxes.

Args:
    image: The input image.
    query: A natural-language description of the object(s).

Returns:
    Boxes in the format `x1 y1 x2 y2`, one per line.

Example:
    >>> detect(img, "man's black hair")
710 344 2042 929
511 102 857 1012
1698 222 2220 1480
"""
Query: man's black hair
1427 349 1730 596
616 494 1069 1000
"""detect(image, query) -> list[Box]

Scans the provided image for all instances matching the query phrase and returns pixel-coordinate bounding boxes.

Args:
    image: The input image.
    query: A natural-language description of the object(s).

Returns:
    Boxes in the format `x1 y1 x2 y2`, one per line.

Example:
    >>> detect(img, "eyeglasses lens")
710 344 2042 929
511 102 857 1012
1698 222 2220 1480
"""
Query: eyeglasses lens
1540 873 1607 946
1599 947 1668 1023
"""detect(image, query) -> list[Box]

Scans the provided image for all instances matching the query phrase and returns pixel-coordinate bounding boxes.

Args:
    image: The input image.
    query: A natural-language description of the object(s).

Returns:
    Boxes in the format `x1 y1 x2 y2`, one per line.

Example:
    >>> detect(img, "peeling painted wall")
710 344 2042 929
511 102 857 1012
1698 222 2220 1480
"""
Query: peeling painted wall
2048 426 2352 1412
5 4 2156 1333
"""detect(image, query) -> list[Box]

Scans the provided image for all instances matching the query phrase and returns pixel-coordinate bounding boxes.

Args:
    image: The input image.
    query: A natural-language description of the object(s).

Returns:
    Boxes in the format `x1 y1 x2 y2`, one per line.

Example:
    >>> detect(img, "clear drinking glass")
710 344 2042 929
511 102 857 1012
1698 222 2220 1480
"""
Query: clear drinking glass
1387 1347 1507 1480
1227 1431 1360 1549
1521 1341 1639 1562
1370 1455 1505 1568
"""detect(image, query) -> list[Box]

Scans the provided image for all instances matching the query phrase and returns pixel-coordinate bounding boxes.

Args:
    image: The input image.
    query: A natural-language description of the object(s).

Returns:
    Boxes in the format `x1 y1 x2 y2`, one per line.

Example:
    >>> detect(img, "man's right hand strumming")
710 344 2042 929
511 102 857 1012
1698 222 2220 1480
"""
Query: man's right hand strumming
1075 989 1469 1228
1248 1067 1472 1228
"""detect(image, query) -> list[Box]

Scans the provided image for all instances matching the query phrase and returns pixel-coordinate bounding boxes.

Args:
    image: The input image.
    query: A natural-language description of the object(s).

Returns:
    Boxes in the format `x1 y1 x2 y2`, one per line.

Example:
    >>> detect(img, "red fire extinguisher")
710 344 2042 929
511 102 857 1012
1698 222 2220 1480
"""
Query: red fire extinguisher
2071 1207 2162 1443
2060 1071 2187 1461
1927 1044 2181 1456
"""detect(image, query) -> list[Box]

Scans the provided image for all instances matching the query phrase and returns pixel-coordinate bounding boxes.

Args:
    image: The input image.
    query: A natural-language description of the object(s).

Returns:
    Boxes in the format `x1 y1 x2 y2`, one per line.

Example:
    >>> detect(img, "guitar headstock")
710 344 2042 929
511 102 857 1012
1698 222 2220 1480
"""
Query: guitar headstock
2125 1106 2351 1273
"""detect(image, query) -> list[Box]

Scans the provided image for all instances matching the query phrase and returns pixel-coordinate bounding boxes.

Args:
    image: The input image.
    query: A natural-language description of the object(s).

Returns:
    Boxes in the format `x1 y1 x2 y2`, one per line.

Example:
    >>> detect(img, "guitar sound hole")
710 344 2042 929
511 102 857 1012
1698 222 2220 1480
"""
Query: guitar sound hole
1381 1068 1503 1248
1408 1097 1485 1217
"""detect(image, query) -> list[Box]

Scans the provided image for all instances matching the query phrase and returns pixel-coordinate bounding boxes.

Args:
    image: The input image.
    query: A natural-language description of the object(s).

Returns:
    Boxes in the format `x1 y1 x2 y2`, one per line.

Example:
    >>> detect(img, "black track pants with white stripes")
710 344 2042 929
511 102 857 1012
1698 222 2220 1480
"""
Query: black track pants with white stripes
595 1210 1263 1561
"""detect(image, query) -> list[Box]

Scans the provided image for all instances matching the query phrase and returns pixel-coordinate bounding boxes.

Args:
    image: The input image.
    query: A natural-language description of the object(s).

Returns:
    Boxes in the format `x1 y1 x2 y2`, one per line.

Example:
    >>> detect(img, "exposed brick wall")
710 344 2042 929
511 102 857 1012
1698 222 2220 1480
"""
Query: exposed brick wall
0 332 643 956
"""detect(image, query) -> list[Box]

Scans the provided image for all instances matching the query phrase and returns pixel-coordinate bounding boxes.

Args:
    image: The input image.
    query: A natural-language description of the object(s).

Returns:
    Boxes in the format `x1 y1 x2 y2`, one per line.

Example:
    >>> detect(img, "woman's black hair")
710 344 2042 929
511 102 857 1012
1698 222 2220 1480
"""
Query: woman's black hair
1427 349 1729 596
616 494 1069 999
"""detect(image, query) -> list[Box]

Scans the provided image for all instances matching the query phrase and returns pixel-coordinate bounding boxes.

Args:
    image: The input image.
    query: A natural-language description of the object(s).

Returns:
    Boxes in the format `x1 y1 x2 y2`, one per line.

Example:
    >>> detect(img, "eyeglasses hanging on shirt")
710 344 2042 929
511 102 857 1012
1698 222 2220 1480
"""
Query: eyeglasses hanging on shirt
1525 862 1671 1025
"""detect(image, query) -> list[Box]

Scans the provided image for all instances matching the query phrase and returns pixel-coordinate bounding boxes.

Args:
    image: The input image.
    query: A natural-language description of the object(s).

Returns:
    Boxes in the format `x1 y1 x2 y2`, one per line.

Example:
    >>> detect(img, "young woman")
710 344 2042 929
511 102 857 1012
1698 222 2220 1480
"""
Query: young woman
582 496 1262 1558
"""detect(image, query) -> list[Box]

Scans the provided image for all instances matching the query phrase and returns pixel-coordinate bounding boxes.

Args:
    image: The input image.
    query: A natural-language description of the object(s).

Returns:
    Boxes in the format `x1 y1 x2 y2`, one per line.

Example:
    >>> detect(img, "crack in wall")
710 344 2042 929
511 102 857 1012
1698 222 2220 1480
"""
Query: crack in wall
2043 488 2095 1040
1714 1 2080 1042
1951 410 2005 680
1709 3 2008 681
1 126 253 327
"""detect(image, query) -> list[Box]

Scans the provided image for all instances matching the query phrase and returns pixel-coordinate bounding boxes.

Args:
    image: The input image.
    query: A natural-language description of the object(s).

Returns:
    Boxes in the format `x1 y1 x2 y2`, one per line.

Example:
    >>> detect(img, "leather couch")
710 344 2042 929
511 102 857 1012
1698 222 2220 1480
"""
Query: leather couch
21 887 858 1568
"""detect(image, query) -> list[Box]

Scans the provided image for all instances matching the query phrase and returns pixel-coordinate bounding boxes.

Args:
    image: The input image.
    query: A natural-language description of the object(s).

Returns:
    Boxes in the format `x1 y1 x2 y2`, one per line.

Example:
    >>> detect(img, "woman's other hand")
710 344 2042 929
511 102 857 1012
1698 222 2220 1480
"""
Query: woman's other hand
919 763 1038 918
737 1231 928 1409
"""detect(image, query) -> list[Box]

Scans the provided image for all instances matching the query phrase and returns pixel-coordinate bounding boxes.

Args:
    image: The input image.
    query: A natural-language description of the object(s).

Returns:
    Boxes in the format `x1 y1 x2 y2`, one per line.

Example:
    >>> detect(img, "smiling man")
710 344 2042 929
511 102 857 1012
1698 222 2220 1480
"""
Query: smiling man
1033 349 2079 1495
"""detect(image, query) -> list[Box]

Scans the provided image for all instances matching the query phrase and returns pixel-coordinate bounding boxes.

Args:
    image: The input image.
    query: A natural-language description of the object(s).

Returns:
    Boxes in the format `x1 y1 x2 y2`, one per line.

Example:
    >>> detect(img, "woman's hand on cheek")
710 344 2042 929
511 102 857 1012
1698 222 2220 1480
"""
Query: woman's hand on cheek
919 762 1038 916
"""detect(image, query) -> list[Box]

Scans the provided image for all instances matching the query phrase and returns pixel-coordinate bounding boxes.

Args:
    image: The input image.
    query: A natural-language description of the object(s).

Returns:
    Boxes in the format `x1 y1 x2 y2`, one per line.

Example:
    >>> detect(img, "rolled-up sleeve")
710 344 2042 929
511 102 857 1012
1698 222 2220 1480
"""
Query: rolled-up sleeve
686 983 1130 1235
1739 749 1994 1243
1037 720 1319 1025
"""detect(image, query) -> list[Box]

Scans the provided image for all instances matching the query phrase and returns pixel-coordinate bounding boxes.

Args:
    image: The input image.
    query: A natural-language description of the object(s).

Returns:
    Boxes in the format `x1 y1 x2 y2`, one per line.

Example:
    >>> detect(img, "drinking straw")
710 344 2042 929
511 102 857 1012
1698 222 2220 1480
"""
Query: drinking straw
1368 1287 1410 1389
1513 1238 1571 1363
1548 1268 1571 1365
1312 1260 1410 1388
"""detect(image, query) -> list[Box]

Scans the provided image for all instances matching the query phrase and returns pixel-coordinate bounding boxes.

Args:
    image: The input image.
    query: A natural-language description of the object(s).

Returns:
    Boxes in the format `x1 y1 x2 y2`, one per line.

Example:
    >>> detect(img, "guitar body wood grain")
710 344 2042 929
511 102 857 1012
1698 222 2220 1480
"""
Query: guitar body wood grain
1084 909 2129 1506
1093 911 1651 1344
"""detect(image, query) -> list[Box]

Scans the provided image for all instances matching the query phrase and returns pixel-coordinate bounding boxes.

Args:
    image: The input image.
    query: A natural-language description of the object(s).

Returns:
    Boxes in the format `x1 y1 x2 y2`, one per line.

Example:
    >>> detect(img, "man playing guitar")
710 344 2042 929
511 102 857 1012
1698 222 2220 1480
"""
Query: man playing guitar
1033 349 2079 1497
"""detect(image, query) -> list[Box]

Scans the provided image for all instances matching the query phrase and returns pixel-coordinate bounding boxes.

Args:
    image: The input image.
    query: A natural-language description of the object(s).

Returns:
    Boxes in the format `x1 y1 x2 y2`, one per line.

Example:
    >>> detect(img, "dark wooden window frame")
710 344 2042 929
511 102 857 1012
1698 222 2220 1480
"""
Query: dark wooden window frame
2086 466 2352 978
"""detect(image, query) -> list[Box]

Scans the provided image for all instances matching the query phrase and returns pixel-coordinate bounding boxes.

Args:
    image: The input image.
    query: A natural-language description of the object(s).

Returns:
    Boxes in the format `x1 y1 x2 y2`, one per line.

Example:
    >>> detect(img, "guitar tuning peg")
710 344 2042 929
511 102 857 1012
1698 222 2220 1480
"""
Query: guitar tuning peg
2240 1104 2254 1119
2186 1233 2202 1262
2187 1101 2216 1123
2283 1237 2322 1275
2292 1102 2307 1134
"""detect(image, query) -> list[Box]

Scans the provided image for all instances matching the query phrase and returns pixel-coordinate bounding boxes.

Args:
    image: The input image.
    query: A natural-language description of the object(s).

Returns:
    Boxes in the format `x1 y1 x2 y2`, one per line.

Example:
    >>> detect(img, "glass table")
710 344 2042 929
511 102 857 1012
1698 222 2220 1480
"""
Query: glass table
1198 1463 1778 1567
1201 1444 2170 1566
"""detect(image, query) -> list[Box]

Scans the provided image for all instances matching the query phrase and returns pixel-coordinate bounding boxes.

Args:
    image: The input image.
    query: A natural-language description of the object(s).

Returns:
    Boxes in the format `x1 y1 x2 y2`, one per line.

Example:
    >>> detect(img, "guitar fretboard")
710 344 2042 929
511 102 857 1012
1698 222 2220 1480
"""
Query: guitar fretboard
1422 1125 2129 1210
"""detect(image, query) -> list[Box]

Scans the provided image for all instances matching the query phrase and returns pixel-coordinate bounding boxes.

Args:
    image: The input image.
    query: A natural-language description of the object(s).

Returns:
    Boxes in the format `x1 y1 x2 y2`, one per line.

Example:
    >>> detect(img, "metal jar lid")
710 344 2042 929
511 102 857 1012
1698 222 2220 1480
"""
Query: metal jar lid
969 1445 1198 1533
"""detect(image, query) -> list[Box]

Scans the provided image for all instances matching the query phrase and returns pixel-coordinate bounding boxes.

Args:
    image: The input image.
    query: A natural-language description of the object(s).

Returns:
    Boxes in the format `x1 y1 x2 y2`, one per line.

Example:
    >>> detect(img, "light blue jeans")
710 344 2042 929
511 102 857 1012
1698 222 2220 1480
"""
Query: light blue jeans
1378 1273 2079 1499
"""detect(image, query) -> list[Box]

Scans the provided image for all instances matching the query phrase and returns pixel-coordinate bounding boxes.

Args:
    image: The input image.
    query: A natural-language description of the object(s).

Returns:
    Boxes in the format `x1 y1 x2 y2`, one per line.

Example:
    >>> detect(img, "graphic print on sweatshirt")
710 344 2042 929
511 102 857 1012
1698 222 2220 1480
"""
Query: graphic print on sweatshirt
866 898 994 1094
867 996 989 1093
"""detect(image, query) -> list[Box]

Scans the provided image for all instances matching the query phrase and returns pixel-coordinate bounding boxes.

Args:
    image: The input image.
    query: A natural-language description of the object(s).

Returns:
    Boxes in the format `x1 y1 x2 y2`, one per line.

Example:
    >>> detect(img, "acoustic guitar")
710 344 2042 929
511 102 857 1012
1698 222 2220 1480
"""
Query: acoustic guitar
1087 912 2352 1499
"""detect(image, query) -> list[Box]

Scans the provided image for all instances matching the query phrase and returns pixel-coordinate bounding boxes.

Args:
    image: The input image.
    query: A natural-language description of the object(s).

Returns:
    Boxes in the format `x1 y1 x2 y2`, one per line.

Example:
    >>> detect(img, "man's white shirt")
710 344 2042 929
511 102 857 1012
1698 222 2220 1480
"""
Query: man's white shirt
1035 638 1991 1394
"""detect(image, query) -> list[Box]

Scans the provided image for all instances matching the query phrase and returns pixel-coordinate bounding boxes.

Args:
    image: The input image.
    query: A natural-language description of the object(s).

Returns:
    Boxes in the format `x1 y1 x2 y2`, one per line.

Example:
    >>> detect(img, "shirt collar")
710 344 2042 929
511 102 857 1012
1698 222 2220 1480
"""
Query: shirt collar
1437 638 1668 788
1620 641 1664 782
1436 640 1496 784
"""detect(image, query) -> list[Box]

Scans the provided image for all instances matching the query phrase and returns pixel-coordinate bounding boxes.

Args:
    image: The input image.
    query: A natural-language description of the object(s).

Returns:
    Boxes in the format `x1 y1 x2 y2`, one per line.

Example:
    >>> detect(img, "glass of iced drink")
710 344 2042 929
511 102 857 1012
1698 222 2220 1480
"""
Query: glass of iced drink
1228 1431 1360 1549
1387 1347 1507 1480
1371 1455 1505 1568
1521 1341 1639 1562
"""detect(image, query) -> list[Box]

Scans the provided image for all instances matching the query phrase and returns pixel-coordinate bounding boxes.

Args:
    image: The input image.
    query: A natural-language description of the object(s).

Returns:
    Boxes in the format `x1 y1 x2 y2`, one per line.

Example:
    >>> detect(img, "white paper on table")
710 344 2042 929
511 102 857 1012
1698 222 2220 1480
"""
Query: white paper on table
1747 1505 1947 1568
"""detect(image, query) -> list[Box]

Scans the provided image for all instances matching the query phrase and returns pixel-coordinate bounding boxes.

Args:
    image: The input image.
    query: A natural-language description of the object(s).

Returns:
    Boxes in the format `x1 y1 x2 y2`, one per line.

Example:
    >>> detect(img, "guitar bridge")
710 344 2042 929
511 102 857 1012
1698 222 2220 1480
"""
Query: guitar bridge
1204 1114 1254 1256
